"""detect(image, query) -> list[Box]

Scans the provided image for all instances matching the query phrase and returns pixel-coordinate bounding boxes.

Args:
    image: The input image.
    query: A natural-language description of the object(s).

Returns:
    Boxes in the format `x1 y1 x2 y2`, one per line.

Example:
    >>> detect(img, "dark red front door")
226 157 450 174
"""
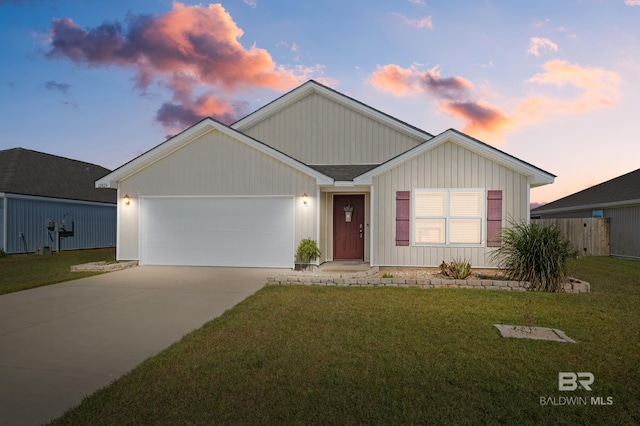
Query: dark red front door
333 194 365 260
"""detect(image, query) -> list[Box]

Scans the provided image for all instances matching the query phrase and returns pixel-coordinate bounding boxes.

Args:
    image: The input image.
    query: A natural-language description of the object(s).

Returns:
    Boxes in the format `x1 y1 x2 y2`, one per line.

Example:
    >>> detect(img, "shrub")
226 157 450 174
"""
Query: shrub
382 273 394 279
0 249 7 259
296 238 321 264
439 258 472 279
489 221 577 292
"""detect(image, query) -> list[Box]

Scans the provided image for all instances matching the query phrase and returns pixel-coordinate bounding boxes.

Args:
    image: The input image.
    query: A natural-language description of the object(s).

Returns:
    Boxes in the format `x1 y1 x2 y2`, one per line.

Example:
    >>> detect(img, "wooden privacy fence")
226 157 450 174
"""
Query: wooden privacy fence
531 218 610 256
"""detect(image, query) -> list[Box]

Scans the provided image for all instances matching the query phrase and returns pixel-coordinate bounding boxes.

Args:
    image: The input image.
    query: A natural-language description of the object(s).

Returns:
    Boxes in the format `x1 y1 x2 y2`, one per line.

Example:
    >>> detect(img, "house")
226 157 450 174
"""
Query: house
0 148 116 254
96 80 555 268
531 168 640 260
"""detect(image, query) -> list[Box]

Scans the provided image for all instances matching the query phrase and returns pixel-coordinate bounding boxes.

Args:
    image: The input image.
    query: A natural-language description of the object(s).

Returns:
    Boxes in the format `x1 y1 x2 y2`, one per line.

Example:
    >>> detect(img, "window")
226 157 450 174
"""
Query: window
413 189 484 245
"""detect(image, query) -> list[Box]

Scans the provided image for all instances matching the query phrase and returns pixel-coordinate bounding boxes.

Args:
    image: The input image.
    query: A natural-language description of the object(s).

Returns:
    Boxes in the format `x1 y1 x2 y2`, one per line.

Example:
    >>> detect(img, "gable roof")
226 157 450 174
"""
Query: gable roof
231 80 434 142
353 129 556 187
307 164 380 181
0 148 116 204
96 117 334 189
532 167 640 214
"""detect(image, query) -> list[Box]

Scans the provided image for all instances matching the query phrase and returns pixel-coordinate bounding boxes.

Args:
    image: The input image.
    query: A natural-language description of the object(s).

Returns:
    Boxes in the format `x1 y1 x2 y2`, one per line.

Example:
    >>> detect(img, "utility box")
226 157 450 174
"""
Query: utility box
35 246 52 255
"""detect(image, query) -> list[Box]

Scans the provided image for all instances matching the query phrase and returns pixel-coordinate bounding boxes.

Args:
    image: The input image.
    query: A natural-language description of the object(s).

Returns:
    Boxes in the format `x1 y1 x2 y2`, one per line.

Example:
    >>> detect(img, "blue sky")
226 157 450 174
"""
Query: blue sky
1 0 639 204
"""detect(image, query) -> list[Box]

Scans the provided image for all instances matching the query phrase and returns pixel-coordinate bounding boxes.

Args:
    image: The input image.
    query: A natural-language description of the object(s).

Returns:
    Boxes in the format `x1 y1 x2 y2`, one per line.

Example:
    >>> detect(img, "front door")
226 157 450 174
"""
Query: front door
333 194 365 260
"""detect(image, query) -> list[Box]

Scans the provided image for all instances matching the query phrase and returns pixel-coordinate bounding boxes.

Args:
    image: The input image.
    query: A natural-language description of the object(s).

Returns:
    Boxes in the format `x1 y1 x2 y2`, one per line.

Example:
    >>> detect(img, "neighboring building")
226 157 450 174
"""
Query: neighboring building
97 80 555 268
0 148 116 253
532 168 640 260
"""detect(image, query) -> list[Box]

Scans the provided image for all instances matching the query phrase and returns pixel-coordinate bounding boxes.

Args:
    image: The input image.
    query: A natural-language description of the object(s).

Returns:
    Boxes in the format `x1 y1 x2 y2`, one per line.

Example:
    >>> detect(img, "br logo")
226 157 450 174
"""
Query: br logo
558 372 594 391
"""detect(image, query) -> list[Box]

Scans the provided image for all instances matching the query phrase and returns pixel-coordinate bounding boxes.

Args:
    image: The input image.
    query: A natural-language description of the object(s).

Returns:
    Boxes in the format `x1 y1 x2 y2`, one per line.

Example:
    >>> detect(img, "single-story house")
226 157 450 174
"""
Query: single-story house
96 80 555 268
0 148 116 254
531 167 640 260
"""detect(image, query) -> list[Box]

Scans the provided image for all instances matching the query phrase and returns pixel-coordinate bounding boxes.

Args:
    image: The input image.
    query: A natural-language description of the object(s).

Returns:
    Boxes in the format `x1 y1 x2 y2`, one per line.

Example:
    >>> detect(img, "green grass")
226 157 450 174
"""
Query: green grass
0 248 116 295
51 257 639 425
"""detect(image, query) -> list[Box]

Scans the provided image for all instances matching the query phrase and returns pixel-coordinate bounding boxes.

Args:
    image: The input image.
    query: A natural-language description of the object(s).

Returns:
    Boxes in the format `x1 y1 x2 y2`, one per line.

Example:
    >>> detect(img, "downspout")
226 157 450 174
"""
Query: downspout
526 176 531 224
370 185 375 266
2 194 7 252
316 186 321 265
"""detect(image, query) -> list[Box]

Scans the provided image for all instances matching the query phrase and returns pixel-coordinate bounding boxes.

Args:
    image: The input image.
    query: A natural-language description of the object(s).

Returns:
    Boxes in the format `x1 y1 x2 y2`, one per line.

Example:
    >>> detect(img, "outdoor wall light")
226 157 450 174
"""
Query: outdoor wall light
123 194 130 206
302 193 308 206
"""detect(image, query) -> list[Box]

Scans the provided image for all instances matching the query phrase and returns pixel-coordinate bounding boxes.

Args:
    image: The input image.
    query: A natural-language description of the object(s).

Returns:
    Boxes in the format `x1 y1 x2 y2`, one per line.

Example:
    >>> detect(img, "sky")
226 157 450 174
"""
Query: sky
1 0 639 206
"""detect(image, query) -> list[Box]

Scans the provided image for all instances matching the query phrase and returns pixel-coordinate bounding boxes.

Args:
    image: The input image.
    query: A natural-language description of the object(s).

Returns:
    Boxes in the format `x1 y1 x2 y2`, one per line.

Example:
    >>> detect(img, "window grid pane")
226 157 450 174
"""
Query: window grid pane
415 219 446 243
413 189 483 245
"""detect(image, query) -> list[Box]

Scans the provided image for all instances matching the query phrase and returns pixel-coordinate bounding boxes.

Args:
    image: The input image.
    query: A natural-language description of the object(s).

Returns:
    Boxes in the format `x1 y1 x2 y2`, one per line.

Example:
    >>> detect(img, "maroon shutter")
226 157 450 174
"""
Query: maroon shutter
487 190 502 247
396 191 410 246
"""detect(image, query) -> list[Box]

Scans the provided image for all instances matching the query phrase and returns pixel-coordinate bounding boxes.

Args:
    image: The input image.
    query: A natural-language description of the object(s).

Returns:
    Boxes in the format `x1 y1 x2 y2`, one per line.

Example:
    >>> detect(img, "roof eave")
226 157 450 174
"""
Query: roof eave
95 118 334 188
354 129 555 187
232 80 433 142
533 197 640 215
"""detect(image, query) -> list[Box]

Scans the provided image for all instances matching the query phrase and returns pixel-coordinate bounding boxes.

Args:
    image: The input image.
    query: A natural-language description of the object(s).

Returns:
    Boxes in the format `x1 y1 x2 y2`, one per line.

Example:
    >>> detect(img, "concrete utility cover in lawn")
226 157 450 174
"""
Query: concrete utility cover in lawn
0 266 282 426
494 324 577 343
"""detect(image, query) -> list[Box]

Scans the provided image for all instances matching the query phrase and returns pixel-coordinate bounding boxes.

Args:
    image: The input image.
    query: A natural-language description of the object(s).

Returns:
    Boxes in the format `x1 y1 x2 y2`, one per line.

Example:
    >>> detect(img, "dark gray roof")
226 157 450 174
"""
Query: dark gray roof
532 167 640 213
307 164 380 181
0 148 116 204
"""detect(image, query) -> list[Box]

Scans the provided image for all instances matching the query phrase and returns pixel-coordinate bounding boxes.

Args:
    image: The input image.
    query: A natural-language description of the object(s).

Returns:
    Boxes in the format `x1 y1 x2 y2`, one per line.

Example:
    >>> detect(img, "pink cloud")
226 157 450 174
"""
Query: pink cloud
46 2 306 130
369 60 621 143
527 37 558 56
391 12 433 29
370 64 473 99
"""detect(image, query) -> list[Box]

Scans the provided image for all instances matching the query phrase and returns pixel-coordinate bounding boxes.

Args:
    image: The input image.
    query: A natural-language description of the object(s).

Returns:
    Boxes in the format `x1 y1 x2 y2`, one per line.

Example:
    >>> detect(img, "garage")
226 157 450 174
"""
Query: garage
140 197 294 267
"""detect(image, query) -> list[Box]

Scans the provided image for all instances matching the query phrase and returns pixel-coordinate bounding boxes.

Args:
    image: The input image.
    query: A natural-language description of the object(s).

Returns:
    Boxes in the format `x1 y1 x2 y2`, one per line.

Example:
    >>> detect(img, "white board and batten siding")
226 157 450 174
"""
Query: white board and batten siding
118 128 316 266
237 92 426 165
373 141 529 268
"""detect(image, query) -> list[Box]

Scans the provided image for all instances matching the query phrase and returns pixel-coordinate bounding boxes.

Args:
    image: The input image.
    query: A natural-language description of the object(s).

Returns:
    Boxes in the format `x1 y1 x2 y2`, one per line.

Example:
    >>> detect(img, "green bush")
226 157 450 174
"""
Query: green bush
439 258 472 279
489 221 577 292
0 249 7 258
296 238 321 264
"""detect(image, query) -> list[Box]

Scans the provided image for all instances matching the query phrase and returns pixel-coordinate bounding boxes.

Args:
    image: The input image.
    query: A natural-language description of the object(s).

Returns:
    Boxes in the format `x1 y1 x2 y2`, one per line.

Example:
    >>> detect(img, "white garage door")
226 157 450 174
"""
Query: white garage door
140 197 294 267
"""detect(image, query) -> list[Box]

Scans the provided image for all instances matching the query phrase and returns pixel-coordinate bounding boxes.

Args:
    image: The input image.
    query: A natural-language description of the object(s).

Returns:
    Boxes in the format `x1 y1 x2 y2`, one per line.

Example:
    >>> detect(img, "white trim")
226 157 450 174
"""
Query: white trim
354 129 555 187
526 176 531 224
2 192 115 207
96 118 333 189
316 186 321 262
533 198 640 216
370 185 375 266
334 181 355 187
232 81 433 142
116 187 121 261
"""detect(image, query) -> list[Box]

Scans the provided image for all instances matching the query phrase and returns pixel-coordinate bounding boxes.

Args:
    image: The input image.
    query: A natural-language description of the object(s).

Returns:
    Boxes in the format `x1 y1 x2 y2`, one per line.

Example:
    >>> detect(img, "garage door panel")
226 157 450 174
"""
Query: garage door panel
141 197 294 267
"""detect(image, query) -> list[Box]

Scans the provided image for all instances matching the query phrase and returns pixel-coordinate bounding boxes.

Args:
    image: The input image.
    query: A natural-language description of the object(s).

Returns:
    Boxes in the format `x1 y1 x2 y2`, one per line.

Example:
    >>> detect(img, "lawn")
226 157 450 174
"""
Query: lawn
51 257 639 425
0 248 116 295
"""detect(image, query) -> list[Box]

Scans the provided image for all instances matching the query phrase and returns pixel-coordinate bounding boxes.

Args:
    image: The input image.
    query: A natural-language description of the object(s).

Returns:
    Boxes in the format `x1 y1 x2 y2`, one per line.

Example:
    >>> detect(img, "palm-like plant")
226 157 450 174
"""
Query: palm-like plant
489 221 577 292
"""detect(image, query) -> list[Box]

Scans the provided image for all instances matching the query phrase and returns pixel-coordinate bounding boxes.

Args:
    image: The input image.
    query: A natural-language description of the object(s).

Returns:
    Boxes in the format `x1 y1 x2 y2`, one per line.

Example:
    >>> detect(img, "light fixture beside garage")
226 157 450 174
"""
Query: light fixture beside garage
302 192 308 206
123 194 130 206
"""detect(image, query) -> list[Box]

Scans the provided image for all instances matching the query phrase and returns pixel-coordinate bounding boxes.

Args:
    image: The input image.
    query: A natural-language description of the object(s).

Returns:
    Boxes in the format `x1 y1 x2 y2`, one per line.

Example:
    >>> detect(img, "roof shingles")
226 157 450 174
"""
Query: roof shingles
0 148 116 204
533 167 640 212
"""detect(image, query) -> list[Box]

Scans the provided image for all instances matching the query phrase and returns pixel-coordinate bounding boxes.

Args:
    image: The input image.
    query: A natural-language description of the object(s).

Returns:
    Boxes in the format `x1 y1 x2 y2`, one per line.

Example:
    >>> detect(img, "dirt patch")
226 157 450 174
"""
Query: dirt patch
378 267 509 281
71 261 138 272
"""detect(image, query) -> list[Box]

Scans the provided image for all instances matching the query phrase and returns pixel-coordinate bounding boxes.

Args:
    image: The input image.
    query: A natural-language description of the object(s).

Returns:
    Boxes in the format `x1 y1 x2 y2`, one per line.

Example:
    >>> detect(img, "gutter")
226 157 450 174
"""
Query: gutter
533 198 640 216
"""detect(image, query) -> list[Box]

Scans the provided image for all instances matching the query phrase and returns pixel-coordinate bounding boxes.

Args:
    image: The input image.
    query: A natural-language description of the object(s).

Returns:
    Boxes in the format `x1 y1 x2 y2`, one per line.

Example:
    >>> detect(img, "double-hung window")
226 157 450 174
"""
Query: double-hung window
413 189 484 245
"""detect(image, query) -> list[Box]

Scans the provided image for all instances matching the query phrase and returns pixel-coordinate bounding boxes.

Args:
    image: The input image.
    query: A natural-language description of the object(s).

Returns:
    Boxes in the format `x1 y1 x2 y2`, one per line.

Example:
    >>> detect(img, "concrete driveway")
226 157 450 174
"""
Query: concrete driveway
0 266 282 426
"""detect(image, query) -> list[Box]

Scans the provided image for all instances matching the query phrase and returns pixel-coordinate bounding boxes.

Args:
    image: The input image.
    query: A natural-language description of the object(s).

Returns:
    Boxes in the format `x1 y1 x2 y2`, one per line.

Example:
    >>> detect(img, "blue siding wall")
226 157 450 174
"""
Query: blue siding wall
5 197 116 254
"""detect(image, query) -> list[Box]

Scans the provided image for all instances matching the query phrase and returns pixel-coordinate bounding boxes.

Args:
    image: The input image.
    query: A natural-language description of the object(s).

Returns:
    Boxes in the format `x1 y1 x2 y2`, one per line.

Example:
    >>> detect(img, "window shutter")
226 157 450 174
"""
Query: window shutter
396 191 410 246
487 190 502 247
